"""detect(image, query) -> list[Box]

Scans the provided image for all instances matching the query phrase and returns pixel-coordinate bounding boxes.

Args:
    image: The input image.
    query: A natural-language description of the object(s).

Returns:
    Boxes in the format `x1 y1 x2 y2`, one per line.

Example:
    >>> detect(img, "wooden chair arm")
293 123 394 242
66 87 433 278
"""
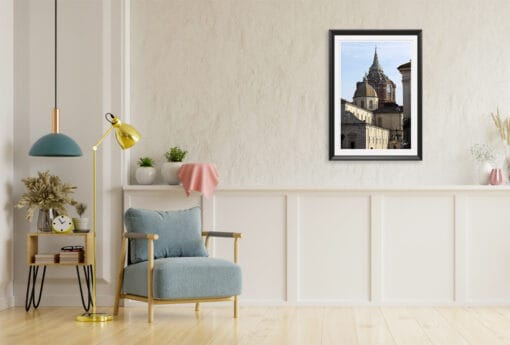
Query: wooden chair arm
123 233 159 240
202 231 242 239
201 231 242 264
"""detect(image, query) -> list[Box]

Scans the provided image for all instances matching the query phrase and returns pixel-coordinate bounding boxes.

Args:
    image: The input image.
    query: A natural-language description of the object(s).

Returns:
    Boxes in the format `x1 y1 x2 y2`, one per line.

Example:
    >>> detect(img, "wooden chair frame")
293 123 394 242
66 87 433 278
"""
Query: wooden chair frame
113 231 242 323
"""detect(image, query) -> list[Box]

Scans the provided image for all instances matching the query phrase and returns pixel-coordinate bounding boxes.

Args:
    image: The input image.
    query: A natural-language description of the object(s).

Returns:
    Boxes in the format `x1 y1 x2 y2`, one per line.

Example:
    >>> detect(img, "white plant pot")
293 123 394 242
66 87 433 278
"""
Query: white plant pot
135 166 156 185
73 217 89 230
161 162 183 185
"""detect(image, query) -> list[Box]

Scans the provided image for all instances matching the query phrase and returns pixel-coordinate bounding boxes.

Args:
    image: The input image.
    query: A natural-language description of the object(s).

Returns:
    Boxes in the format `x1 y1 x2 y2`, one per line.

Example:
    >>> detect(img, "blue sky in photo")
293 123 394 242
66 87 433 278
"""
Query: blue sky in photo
341 41 411 105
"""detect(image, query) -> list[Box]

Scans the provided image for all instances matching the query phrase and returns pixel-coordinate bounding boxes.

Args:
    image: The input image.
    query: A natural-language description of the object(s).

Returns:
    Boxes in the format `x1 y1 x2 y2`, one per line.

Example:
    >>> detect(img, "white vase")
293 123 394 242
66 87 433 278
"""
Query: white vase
477 161 493 185
161 162 183 185
72 217 89 230
135 167 156 185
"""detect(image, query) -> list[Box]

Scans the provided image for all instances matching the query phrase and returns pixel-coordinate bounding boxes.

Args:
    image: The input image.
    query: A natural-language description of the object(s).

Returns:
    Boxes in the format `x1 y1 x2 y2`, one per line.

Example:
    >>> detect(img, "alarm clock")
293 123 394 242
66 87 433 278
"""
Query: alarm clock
52 215 74 234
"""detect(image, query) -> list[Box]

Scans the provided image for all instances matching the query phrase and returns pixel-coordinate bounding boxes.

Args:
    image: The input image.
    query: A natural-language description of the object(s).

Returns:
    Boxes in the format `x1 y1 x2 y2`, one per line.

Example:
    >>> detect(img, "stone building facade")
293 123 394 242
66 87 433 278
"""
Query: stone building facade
398 61 411 148
341 100 389 149
366 48 397 108
341 48 406 150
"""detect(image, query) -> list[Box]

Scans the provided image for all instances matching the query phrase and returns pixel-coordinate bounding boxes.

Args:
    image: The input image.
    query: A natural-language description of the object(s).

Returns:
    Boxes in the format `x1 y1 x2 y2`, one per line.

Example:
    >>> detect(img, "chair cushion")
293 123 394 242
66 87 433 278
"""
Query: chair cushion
124 207 208 264
122 257 242 299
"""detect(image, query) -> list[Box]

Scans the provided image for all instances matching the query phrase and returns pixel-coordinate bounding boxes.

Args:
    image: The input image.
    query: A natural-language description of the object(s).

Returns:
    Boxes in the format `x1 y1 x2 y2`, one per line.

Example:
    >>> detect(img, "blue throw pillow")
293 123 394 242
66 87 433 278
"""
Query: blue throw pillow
124 207 208 264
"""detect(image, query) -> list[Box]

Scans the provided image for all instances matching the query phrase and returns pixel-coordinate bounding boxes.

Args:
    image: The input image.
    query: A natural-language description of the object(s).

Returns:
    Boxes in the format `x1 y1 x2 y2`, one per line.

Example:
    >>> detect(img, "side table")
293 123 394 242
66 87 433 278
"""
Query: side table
25 232 94 312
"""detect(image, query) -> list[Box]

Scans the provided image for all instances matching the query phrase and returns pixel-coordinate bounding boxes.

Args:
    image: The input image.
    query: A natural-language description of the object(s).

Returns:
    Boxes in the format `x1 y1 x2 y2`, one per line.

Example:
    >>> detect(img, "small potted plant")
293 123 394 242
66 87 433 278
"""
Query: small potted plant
161 146 187 185
73 203 89 232
135 156 156 185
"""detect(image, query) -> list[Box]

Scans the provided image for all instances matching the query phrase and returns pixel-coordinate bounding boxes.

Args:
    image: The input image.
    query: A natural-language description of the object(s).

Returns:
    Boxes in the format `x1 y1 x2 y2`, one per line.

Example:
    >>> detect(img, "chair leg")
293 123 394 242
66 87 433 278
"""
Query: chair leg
234 296 239 318
148 300 153 323
195 302 200 312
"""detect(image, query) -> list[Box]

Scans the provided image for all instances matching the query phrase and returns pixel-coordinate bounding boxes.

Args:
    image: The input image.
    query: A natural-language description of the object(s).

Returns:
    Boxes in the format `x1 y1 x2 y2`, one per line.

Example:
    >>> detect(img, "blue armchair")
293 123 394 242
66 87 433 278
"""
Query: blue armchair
113 207 242 322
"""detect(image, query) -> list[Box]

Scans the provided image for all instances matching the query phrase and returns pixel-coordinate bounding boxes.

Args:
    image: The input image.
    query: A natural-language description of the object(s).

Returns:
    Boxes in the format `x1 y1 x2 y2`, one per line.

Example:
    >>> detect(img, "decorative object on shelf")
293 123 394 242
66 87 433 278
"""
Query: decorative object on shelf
470 144 496 185
162 146 188 185
329 30 422 161
490 108 510 178
75 112 140 323
72 202 89 232
16 171 77 232
490 168 504 185
36 209 57 233
29 0 82 157
52 215 74 233
178 163 219 198
135 157 156 185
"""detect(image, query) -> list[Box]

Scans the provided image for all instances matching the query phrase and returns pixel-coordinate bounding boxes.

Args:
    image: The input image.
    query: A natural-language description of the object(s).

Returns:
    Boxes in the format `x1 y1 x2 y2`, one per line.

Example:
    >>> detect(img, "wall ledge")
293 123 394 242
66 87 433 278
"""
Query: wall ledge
123 184 510 192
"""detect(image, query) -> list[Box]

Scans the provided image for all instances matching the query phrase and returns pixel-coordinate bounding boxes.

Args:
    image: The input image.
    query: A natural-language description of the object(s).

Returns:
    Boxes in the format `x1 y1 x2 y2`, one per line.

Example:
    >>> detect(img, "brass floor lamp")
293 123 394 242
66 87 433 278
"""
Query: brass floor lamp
76 113 140 322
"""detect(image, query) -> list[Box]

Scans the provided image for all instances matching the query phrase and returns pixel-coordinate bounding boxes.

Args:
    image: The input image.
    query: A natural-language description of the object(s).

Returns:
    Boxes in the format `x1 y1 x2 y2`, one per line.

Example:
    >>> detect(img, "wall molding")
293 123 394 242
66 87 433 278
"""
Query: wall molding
122 185 510 306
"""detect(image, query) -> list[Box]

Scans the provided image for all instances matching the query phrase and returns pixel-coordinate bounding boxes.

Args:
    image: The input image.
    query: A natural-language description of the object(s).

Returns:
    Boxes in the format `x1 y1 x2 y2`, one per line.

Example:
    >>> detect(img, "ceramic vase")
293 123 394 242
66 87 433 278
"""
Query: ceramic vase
161 162 183 185
477 161 493 185
135 166 156 185
489 168 504 185
72 217 90 230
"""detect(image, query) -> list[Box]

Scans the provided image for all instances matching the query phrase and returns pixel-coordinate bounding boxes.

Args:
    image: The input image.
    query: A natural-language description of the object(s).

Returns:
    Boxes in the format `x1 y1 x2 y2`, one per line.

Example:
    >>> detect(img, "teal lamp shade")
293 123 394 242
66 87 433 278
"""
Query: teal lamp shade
29 108 83 157
29 133 83 157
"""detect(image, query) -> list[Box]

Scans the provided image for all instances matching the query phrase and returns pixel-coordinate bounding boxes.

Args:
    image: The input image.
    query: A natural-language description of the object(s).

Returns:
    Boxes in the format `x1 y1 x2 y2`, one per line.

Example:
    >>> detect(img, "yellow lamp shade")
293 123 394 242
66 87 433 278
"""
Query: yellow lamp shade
114 122 141 150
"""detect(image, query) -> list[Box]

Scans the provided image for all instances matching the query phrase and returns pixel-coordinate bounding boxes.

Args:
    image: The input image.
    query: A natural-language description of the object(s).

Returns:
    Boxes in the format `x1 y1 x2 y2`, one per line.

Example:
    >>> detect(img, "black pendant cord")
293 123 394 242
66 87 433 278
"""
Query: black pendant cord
54 0 57 108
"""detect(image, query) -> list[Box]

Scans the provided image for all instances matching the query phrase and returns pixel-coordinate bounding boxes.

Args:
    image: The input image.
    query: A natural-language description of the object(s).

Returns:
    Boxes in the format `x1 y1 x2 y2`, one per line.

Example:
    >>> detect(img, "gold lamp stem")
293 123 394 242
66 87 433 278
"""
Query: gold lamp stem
91 125 114 315
76 113 139 322
76 125 115 322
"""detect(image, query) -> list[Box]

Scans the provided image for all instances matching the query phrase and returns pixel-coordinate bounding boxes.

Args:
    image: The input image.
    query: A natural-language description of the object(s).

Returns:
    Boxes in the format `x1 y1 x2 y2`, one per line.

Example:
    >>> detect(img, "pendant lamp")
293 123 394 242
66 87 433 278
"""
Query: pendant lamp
29 0 82 157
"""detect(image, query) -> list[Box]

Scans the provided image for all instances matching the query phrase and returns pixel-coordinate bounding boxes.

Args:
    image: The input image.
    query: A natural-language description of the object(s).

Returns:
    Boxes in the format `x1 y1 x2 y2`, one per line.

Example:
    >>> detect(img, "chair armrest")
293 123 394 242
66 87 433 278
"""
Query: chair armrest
123 233 159 240
202 231 242 264
202 231 242 239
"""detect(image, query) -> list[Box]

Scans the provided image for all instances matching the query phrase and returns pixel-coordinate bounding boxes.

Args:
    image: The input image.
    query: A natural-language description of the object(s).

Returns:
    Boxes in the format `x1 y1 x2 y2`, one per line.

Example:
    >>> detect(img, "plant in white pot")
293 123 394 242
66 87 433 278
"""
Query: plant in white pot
161 146 187 185
73 202 89 232
135 157 156 185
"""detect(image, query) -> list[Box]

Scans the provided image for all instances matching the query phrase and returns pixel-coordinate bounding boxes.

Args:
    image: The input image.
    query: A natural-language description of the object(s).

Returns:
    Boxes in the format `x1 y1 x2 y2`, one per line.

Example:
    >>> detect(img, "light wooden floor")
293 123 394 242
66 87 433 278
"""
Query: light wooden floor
1 306 510 345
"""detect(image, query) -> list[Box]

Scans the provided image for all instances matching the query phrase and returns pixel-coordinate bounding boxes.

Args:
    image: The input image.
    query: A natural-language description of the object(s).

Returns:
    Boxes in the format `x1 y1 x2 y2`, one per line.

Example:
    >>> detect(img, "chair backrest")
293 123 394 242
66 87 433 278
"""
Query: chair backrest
124 207 208 264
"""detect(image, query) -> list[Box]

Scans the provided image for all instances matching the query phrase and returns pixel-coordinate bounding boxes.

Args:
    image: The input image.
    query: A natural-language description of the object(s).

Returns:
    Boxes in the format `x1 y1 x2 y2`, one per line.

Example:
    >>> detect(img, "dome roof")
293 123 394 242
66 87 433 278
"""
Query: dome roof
354 79 378 98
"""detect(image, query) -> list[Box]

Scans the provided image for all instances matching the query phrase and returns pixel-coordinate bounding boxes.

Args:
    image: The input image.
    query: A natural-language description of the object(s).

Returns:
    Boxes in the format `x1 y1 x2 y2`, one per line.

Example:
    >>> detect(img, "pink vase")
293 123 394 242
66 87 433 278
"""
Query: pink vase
490 168 504 185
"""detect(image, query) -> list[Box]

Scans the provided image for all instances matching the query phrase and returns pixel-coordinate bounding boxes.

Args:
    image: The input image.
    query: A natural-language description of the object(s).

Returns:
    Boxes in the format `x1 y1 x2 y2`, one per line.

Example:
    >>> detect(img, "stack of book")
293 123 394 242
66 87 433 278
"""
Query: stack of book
59 246 84 264
34 253 59 264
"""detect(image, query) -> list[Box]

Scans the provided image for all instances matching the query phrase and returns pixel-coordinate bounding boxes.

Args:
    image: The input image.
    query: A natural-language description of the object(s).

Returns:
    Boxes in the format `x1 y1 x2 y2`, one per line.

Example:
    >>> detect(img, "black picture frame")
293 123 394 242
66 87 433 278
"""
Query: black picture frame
329 30 422 161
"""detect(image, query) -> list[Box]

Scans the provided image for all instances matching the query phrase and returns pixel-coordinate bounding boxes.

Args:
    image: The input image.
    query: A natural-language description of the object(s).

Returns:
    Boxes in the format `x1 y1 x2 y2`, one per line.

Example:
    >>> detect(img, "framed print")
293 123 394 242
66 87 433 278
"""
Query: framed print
329 30 422 160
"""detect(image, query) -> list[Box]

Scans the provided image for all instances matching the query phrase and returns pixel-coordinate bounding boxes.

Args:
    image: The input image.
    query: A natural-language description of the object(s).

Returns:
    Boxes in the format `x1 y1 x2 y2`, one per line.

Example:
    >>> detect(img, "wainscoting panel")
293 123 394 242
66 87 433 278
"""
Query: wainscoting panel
122 186 510 306
213 194 287 302
382 195 455 303
466 196 510 303
298 195 370 302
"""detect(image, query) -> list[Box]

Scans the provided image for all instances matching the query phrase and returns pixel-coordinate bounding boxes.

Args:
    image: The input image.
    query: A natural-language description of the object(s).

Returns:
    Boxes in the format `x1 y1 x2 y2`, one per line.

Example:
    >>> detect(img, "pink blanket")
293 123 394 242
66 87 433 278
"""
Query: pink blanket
178 163 219 198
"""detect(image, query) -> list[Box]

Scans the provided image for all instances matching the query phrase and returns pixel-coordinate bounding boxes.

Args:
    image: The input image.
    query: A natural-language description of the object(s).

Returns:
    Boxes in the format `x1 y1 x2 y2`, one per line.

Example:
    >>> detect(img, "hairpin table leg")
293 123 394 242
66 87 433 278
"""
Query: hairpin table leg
76 265 93 311
25 266 47 311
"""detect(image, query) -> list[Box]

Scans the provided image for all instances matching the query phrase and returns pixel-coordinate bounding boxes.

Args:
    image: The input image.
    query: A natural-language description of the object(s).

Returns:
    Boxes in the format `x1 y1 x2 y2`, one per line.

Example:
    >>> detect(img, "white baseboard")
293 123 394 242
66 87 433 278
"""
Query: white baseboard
0 296 14 310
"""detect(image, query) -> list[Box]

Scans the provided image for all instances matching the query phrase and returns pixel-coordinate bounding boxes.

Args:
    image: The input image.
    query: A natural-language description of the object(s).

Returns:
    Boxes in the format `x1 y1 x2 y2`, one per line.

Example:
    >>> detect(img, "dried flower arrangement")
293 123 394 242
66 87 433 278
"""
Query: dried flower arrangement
490 108 510 145
16 171 77 222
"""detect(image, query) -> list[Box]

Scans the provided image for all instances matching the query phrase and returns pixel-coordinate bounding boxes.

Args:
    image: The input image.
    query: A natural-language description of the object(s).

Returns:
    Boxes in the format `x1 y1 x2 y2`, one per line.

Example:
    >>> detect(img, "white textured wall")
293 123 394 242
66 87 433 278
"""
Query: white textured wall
130 0 510 186
0 0 14 310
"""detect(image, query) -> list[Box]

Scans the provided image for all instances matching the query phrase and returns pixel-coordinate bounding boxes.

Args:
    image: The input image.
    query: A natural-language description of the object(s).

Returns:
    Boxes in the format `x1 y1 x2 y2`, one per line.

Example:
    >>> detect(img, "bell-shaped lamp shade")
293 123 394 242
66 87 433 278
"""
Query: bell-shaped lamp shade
114 122 141 150
29 132 83 157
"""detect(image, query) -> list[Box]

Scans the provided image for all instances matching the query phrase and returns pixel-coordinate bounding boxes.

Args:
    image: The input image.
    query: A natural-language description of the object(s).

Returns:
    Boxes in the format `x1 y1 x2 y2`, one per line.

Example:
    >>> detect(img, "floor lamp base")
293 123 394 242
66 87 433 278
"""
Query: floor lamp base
76 312 113 322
